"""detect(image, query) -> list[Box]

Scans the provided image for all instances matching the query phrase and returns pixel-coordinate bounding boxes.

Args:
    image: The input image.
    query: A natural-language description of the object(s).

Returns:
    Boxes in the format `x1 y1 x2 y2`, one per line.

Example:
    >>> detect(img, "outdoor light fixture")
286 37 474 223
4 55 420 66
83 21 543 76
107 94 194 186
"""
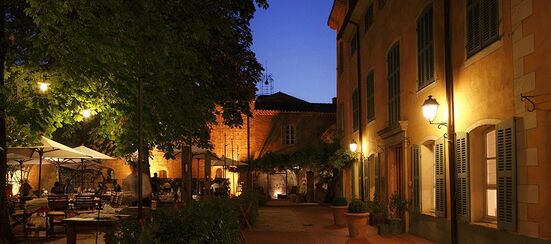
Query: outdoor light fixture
82 109 92 119
349 140 358 153
422 95 447 128
38 82 50 92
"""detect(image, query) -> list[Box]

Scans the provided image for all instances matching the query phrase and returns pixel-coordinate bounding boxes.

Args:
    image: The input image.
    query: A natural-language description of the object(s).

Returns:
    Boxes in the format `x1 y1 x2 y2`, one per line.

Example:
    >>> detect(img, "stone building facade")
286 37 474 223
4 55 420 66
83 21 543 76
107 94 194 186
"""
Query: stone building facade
96 92 337 196
329 0 550 242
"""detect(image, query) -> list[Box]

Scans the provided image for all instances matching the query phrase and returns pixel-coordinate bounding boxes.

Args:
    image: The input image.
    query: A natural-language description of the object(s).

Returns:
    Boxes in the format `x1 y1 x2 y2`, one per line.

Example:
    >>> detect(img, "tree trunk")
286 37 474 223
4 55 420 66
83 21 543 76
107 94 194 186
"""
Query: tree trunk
0 0 15 241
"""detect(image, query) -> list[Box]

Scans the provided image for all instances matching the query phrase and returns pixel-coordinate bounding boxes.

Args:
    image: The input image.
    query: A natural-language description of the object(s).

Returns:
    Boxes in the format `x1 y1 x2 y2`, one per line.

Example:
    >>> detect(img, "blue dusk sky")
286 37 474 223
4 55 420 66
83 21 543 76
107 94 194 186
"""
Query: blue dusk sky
251 0 336 104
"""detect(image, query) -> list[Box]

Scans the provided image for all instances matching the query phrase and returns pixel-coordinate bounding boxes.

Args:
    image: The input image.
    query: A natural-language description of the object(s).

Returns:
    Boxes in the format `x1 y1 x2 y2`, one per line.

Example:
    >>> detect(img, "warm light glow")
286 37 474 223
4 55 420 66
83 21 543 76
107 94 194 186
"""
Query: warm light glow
82 109 92 119
38 82 50 92
349 140 358 153
422 95 439 123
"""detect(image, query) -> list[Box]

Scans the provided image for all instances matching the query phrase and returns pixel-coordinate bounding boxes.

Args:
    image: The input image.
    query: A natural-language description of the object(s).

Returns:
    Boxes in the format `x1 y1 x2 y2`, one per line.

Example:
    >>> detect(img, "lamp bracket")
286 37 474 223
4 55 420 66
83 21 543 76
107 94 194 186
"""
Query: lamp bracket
429 121 448 129
520 93 536 112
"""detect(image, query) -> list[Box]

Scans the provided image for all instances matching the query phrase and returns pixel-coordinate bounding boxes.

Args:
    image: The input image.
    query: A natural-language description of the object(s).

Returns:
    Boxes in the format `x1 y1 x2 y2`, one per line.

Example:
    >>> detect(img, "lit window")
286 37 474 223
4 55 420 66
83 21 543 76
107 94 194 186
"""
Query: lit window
485 129 497 218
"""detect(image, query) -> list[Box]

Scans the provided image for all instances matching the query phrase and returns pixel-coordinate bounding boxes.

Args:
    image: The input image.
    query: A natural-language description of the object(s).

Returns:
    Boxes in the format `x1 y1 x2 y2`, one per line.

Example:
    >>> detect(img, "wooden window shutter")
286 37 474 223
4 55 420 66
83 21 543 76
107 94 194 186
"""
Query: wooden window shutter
455 132 471 222
412 144 421 213
364 157 370 201
435 137 446 217
496 118 517 231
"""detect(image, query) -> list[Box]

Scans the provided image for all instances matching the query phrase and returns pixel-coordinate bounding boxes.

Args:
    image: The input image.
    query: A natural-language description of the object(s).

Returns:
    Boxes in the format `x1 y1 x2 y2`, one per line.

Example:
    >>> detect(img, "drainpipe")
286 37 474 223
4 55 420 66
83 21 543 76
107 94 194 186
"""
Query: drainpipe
349 20 364 201
443 0 458 243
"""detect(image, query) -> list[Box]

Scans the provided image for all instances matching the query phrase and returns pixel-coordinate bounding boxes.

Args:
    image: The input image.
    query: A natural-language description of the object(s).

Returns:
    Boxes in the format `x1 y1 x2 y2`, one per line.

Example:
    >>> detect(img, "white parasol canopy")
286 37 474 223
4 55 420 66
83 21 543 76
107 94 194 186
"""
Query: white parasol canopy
7 136 91 196
72 145 114 160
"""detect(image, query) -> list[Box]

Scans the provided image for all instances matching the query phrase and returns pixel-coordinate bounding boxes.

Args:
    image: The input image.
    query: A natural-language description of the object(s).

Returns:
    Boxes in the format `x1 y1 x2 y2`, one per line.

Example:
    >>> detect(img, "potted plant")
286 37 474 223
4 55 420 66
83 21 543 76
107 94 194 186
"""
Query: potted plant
330 197 348 226
344 199 369 238
367 199 387 226
388 193 409 234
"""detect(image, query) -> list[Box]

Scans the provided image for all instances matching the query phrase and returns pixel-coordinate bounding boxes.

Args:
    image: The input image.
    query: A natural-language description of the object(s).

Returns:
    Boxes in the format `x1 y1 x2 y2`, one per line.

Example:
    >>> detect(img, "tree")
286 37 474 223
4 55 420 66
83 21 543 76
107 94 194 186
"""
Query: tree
26 0 268 156
0 0 268 240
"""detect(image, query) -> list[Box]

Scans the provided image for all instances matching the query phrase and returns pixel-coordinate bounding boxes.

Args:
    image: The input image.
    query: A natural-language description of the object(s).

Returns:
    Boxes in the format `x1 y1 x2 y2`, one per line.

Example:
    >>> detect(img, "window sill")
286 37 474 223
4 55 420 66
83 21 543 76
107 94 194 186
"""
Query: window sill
464 39 503 68
416 80 438 95
421 212 436 217
367 119 376 127
472 221 498 230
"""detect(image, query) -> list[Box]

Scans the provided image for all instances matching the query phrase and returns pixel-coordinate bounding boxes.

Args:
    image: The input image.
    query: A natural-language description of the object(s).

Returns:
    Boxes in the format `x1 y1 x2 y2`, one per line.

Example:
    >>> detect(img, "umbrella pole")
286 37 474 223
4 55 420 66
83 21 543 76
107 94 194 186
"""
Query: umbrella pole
38 150 43 197
19 161 23 201
196 158 200 194
81 159 84 190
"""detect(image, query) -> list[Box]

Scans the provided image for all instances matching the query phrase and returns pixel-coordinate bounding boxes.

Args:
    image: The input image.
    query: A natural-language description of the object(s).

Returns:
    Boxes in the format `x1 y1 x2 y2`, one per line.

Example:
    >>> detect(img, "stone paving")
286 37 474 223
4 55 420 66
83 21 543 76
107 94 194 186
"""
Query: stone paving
242 201 433 244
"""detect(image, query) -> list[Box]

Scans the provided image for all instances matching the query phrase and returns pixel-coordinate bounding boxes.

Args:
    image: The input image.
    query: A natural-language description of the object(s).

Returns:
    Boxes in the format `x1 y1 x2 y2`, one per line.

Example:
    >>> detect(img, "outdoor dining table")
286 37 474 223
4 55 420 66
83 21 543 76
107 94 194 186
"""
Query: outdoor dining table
62 215 130 244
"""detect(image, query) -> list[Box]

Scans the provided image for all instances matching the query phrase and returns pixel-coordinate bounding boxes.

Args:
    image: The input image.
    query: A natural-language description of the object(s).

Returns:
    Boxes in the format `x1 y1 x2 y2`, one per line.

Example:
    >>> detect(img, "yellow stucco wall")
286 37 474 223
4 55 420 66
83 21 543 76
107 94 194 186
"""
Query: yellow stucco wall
331 0 550 240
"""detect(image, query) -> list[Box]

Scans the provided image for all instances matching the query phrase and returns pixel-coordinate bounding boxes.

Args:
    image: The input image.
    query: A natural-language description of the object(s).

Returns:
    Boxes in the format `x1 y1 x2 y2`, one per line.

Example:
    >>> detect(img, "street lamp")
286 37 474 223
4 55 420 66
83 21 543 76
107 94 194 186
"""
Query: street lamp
349 140 358 153
81 109 92 119
38 82 50 92
422 95 447 129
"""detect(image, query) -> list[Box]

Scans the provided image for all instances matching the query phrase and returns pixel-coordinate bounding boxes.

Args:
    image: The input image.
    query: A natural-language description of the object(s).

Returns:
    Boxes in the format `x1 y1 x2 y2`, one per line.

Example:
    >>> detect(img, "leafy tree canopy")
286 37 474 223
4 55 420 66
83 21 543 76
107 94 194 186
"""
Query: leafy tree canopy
22 0 268 158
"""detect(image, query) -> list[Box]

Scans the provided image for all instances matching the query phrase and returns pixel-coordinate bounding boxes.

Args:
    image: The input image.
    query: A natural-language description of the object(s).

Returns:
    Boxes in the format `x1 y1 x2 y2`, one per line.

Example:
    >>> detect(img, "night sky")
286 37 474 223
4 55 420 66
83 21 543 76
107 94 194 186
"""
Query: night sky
251 0 336 103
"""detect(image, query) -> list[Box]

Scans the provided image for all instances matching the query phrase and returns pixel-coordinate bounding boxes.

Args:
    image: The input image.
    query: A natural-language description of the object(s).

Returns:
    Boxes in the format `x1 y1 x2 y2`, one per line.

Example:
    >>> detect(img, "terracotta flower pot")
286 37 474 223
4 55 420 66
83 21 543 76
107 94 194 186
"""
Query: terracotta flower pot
331 205 348 226
345 212 369 238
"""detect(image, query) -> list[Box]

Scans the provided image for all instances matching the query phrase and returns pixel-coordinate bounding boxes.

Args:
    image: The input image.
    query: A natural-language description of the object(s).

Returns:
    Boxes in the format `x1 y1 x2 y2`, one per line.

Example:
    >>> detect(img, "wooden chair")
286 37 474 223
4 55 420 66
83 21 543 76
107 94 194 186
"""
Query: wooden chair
74 195 97 211
47 194 68 237
110 194 123 207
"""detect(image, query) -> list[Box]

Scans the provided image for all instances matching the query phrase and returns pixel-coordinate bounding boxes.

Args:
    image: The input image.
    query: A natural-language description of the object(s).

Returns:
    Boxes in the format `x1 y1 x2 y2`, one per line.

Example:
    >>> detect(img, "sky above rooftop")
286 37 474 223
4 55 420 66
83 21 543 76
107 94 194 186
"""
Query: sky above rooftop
251 0 336 104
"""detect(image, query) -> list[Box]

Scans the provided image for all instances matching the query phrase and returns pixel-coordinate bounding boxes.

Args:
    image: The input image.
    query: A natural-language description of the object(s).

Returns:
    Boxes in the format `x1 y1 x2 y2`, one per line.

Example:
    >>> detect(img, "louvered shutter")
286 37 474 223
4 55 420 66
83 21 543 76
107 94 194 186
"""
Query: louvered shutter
455 132 471 222
466 0 480 55
363 158 370 201
375 154 380 200
496 118 517 231
435 137 446 217
412 144 421 213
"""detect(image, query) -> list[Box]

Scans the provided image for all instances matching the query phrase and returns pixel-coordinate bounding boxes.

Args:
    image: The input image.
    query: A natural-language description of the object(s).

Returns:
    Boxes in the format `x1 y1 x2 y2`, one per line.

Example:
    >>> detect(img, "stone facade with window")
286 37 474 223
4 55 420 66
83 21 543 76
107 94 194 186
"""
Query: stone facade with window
329 0 551 242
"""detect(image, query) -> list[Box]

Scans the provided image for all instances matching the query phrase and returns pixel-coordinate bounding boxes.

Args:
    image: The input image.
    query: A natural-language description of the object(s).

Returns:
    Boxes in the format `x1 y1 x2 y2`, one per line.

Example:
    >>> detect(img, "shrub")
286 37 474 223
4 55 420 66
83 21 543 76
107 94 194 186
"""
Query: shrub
114 197 240 244
331 196 348 206
235 189 261 227
347 199 368 213
389 193 409 219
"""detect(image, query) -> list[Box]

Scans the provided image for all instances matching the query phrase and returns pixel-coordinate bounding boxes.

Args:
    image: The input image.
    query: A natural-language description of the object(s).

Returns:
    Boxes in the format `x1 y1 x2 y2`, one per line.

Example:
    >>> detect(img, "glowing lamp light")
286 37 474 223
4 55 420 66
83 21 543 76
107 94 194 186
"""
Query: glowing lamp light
422 95 440 123
82 109 92 119
38 82 50 92
349 140 358 153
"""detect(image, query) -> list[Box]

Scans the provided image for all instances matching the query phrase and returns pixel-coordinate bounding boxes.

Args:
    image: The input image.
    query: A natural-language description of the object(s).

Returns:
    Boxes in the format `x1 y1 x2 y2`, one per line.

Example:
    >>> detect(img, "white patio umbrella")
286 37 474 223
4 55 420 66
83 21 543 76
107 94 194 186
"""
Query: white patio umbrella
8 136 90 197
71 145 114 188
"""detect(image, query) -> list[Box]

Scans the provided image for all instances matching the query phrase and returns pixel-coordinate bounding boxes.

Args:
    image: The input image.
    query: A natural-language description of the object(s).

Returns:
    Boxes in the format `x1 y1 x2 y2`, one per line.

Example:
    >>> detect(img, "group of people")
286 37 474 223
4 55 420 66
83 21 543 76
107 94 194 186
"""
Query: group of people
50 179 75 195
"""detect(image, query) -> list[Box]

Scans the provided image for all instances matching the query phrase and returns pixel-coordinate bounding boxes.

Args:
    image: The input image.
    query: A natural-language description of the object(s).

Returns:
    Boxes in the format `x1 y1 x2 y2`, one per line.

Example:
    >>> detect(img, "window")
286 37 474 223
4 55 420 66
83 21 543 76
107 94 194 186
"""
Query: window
485 129 497 218
466 0 500 57
352 88 359 131
284 125 295 145
338 42 344 75
366 71 375 122
350 32 358 55
387 43 400 125
417 4 434 89
364 4 374 32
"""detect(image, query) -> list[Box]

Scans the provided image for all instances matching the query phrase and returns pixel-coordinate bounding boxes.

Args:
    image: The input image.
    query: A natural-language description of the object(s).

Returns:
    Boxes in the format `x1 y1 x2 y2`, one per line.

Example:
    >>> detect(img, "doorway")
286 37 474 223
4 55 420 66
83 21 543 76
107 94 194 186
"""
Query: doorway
387 144 404 198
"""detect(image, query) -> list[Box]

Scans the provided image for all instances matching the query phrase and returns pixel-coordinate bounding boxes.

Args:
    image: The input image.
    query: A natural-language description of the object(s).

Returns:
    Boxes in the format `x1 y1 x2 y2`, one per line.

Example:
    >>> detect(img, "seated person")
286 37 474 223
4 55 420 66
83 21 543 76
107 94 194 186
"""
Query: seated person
50 181 64 195
150 173 161 193
21 180 33 197
161 182 172 193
